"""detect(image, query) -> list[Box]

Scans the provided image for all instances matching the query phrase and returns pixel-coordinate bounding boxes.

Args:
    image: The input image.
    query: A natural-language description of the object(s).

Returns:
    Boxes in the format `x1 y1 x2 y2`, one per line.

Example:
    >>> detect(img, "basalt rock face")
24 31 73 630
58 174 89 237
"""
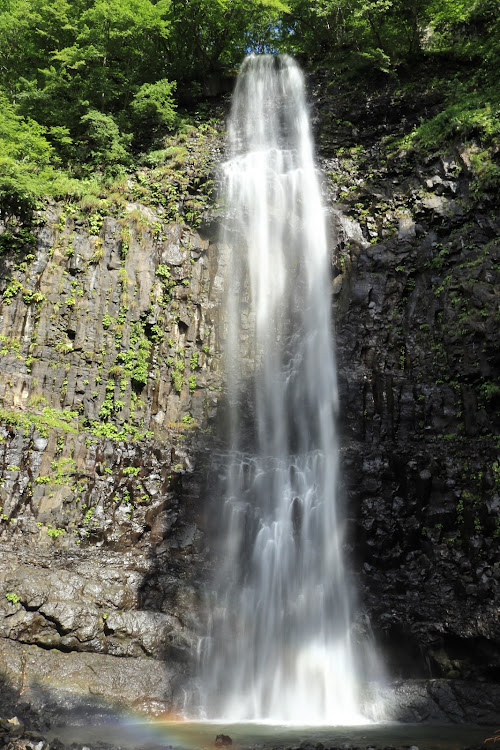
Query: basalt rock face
0 198 226 716
0 73 499 725
314 76 500 689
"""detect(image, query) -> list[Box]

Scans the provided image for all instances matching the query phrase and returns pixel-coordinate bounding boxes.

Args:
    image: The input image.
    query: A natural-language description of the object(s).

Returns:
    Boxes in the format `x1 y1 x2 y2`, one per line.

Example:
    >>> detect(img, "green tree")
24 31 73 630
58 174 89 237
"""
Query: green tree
282 0 434 69
165 0 289 84
0 0 175 168
78 109 131 173
0 92 74 214
131 79 177 127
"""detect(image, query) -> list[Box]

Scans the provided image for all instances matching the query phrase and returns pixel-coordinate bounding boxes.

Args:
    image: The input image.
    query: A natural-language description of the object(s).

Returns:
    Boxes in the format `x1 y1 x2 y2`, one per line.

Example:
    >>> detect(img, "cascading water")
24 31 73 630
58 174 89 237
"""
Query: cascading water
199 54 369 725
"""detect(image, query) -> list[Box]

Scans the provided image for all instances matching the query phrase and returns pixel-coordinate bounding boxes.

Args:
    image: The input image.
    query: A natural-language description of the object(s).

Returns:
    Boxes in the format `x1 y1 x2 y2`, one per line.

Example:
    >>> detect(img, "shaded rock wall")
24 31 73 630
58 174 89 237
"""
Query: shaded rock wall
315 76 500 685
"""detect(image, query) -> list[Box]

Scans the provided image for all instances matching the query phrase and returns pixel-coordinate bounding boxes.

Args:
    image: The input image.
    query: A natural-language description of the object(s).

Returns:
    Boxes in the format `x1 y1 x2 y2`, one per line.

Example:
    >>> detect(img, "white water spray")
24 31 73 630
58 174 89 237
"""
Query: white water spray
199 55 368 725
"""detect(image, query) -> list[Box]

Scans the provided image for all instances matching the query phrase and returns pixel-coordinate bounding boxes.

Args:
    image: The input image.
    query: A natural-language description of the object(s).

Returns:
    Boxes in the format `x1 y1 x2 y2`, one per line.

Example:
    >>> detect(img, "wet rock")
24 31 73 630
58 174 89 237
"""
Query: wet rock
397 214 416 240
215 734 233 746
319 74 500 689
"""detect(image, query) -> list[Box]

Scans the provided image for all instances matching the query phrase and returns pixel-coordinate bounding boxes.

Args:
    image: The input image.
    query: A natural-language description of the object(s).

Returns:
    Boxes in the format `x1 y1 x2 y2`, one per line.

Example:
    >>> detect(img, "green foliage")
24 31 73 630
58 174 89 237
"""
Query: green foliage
88 212 104 236
165 0 289 82
134 120 219 226
0 0 288 193
131 337 152 386
149 324 164 343
402 91 500 150
131 79 177 130
279 0 500 116
99 380 115 419
0 0 497 217
2 280 23 304
5 592 20 605
156 264 172 280
469 146 500 195
0 92 77 214
190 351 199 370
0 406 78 437
280 0 429 68
171 358 185 393
0 0 174 186
36 456 76 487
46 525 65 538
119 225 131 257
79 110 131 174
0 400 152 446
395 82 500 194
89 420 152 441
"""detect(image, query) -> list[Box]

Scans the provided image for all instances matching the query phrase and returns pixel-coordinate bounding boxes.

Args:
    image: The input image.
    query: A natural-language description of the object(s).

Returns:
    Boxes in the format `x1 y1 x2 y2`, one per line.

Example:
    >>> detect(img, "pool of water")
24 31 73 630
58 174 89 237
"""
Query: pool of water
49 720 498 750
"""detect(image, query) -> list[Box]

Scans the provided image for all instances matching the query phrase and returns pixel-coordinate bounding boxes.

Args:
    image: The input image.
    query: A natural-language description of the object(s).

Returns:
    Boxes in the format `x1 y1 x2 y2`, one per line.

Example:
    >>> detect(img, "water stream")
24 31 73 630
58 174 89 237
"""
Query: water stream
198 54 371 724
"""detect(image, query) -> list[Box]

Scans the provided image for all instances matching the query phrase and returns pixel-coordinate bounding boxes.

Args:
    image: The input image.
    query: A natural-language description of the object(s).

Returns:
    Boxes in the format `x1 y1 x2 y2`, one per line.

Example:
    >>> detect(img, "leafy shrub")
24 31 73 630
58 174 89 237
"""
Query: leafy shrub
131 79 177 129
0 93 77 214
78 110 131 173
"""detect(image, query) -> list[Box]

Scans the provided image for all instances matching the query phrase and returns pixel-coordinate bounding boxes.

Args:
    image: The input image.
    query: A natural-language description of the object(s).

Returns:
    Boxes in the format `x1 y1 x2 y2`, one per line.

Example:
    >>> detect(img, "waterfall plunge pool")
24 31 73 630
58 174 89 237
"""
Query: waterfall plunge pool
49 719 497 750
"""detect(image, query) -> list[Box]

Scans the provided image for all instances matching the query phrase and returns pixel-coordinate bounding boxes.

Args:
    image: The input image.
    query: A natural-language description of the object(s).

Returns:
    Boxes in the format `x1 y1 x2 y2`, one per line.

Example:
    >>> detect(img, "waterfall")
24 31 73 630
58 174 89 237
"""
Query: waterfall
199 54 367 725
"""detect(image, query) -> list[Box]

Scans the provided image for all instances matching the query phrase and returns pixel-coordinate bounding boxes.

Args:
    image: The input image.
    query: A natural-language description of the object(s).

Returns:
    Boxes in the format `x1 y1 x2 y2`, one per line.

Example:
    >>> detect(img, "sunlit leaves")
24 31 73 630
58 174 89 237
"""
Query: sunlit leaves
0 92 77 213
131 79 177 129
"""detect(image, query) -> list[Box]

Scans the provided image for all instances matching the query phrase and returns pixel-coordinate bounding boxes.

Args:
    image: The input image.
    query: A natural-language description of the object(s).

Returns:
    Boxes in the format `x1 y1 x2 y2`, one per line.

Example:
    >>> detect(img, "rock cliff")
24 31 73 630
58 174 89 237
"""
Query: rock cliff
0 185 226 715
315 75 500 691
0 72 499 723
